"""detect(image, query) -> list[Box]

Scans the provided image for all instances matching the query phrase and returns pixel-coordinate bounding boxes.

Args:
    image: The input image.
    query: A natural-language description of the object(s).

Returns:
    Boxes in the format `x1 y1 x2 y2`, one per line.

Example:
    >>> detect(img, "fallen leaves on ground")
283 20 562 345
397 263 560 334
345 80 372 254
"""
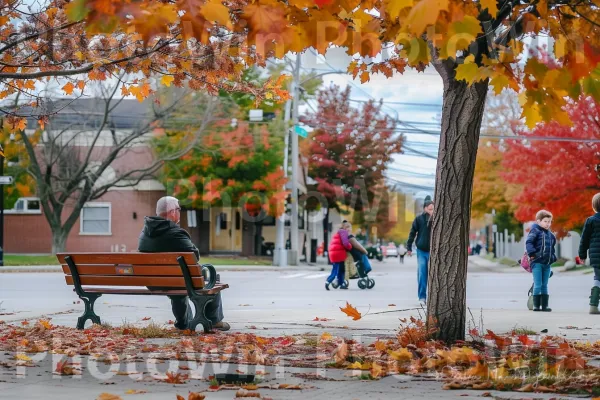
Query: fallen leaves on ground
124 389 147 394
313 317 332 321
1 319 600 395
97 394 122 400
176 393 205 400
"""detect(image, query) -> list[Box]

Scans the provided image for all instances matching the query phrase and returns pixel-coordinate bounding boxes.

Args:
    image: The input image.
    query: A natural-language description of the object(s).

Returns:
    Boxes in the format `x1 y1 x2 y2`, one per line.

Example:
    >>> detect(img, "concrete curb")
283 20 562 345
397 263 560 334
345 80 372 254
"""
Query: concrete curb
0 265 328 273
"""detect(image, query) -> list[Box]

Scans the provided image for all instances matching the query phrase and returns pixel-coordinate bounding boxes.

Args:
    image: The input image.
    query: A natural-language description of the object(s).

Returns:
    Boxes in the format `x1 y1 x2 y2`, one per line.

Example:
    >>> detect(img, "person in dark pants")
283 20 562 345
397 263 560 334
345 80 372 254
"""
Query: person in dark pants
578 192 600 314
138 196 230 331
407 198 434 304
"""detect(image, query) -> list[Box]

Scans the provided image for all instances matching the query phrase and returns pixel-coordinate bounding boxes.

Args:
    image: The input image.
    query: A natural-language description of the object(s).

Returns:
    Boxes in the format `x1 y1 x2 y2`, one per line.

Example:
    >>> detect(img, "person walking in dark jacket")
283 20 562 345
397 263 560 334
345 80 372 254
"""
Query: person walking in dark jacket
578 193 600 314
526 210 557 312
407 197 434 304
138 196 230 331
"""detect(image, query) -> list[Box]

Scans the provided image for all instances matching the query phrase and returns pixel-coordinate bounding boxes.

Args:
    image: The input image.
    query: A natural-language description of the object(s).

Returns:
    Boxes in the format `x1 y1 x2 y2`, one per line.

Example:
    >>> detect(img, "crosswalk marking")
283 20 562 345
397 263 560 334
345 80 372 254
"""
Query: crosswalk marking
281 273 310 279
304 273 330 279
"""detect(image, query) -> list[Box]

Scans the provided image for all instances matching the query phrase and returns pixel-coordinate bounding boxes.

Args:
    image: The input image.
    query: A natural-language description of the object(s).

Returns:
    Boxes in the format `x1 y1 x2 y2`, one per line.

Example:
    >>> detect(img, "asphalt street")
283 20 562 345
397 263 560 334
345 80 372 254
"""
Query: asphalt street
1 256 599 340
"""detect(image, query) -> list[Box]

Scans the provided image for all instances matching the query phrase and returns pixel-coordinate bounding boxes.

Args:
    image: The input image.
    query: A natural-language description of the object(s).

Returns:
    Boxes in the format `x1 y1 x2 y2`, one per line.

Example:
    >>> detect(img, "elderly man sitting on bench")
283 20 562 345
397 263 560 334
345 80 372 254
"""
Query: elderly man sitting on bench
138 196 230 331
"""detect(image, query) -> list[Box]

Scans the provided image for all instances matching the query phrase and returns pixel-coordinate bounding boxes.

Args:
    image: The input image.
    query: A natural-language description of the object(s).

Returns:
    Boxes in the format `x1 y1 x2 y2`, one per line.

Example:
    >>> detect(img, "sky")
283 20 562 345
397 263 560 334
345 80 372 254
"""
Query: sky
298 48 441 196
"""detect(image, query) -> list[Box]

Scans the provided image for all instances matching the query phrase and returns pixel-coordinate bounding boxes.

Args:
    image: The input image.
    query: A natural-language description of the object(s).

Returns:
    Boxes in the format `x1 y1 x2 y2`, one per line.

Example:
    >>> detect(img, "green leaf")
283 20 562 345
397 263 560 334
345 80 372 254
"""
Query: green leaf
582 66 600 102
65 0 90 22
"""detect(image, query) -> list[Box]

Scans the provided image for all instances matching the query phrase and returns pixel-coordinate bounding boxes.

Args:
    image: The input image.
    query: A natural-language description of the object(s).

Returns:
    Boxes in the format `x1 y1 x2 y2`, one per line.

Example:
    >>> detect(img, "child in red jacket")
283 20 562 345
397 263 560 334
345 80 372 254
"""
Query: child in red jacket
326 221 352 290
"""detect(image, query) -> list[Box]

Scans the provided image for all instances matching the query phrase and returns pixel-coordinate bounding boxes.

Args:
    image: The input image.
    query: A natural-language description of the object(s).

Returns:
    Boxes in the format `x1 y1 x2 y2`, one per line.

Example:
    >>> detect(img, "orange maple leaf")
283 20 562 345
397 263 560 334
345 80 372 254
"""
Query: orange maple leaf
340 302 362 320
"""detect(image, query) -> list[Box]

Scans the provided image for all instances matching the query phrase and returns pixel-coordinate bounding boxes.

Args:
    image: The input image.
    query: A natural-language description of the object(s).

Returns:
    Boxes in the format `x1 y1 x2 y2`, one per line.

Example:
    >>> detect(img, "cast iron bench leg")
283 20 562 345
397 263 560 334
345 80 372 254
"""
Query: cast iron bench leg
189 296 214 333
76 293 102 329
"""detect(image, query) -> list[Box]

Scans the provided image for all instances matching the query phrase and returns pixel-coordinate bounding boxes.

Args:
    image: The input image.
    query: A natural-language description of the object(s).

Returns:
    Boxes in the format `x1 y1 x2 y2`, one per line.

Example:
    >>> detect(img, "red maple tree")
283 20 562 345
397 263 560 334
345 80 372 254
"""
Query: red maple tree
502 96 600 234
301 85 402 213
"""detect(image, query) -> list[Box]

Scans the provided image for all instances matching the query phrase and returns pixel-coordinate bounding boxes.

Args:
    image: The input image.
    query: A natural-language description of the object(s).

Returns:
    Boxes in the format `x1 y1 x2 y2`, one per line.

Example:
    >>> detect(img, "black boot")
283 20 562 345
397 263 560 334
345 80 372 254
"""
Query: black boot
533 295 541 311
541 294 552 312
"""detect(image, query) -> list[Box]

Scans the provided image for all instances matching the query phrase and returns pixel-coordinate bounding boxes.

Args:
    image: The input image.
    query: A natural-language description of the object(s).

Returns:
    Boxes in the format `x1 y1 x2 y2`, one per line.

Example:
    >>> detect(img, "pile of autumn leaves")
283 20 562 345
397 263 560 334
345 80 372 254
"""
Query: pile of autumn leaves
1 318 600 396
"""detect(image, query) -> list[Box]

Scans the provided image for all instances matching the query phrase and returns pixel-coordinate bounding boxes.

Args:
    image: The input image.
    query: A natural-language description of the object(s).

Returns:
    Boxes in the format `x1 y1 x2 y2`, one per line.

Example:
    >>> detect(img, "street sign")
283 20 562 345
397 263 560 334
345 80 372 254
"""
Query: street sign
0 176 13 185
294 125 308 138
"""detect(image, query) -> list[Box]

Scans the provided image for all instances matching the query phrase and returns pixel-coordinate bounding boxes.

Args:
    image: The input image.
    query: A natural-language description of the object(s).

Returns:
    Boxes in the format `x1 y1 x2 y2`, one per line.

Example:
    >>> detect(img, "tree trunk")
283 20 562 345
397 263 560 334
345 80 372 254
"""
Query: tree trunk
427 66 489 342
52 229 68 254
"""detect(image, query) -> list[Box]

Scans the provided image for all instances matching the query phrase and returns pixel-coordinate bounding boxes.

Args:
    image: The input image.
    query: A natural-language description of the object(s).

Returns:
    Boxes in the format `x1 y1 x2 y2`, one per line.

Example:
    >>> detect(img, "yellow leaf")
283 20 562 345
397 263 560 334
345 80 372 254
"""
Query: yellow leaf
97 394 122 400
480 0 498 15
0 145 4 157
16 354 32 361
62 82 75 95
374 341 387 352
320 332 333 341
200 0 233 29
370 363 384 378
160 75 175 87
405 0 449 35
489 73 510 95
388 348 413 361
554 34 568 59
348 361 364 369
384 0 413 20
522 102 542 129
265 92 273 100
455 62 479 83
74 51 85 61
124 390 147 394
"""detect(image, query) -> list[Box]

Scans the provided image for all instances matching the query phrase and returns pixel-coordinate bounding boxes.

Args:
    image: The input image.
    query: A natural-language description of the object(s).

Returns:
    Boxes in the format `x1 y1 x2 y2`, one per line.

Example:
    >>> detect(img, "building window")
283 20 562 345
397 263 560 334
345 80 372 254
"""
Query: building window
80 203 112 235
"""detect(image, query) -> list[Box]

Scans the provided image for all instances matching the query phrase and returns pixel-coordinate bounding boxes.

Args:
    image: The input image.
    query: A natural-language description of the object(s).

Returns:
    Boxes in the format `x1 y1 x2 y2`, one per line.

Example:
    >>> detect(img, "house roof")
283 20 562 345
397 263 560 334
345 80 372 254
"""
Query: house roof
15 98 154 130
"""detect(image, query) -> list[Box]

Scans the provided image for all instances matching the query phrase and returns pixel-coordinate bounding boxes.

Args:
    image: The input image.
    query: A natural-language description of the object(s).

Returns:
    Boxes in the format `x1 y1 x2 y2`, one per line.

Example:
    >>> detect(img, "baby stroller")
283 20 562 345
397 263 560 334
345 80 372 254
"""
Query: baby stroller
355 257 375 290
331 255 375 290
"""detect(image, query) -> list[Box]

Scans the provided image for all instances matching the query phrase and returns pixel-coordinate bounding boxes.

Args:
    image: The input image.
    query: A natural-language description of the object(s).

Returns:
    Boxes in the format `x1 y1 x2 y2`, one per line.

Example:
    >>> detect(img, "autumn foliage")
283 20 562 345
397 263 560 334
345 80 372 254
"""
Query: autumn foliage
502 97 600 234
157 119 288 217
302 85 402 213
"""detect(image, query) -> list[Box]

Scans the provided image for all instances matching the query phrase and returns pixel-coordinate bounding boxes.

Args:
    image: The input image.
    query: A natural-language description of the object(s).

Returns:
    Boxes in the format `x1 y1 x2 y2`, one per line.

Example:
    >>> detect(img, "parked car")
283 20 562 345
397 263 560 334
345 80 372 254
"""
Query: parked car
385 242 398 257
366 243 384 261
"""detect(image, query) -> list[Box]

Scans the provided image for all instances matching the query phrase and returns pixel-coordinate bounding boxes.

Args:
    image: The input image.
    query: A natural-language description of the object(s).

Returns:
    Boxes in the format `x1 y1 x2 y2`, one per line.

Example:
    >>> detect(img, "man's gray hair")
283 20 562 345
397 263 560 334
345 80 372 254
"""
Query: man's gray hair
156 196 179 216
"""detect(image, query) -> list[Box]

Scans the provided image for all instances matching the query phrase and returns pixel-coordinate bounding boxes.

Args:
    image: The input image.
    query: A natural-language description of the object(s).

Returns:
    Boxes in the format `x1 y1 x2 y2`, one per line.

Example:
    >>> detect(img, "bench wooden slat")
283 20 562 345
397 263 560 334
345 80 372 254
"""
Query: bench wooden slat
57 252 197 265
61 264 202 276
65 275 204 288
77 284 229 296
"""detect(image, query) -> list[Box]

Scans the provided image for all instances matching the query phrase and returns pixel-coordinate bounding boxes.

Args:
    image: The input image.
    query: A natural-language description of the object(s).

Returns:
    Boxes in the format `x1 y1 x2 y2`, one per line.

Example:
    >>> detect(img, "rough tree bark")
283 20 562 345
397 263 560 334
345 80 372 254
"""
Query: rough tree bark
427 59 489 342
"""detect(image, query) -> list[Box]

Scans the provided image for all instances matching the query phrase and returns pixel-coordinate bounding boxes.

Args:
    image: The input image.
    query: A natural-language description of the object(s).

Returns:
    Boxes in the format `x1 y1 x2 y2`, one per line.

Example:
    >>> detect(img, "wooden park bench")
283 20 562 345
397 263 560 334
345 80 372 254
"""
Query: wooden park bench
56 252 228 333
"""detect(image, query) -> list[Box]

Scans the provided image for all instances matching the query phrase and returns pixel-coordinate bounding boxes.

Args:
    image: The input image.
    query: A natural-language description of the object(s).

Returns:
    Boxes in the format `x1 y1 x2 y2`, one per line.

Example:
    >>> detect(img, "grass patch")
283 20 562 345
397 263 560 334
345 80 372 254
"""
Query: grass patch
3 254 272 266
4 255 58 266
510 327 537 335
551 257 568 267
498 257 518 266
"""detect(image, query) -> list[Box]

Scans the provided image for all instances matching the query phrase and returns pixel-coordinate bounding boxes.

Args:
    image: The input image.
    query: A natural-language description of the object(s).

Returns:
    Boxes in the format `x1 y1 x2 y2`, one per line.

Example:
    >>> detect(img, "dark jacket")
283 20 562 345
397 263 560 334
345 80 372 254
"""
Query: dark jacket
407 213 431 252
579 213 600 266
525 223 557 265
138 216 200 260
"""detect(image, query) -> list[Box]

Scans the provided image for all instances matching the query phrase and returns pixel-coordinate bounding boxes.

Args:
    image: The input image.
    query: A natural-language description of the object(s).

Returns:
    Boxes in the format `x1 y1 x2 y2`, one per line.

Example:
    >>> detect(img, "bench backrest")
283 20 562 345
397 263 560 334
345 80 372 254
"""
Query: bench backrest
57 252 204 289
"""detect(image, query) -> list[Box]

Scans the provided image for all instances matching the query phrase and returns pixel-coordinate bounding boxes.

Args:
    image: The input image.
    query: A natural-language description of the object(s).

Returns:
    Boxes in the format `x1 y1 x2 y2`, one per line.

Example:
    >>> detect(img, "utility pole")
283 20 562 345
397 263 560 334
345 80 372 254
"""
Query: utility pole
289 54 301 266
273 96 292 267
0 147 4 266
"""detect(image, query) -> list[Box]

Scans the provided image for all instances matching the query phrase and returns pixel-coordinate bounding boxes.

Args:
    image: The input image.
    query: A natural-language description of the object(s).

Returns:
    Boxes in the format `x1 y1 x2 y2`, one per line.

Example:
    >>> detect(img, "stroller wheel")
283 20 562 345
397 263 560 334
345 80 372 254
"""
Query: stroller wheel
331 280 339 289
367 279 375 289
358 279 367 290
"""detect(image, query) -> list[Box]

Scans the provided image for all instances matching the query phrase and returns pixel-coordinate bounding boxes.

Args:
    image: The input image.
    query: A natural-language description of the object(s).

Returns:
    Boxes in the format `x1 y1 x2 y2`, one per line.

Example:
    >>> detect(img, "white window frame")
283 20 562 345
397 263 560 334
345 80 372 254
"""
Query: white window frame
79 202 112 236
